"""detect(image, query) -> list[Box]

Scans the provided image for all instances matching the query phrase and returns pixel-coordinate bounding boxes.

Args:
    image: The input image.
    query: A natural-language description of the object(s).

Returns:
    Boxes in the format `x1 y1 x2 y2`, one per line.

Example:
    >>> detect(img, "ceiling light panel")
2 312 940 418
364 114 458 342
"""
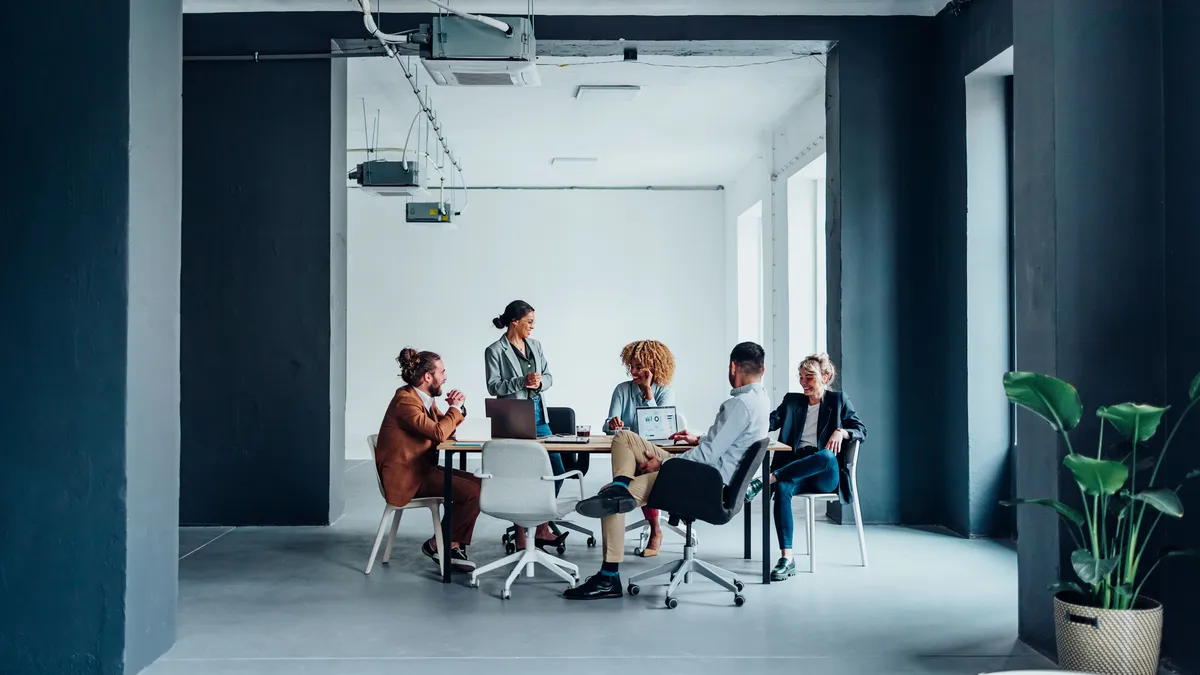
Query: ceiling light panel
574 85 642 101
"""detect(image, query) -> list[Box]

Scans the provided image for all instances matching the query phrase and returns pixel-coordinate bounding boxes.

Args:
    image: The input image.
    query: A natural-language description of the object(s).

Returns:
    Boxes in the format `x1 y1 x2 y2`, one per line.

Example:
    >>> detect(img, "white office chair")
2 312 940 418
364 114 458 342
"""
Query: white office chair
469 439 582 598
795 439 868 572
364 434 444 575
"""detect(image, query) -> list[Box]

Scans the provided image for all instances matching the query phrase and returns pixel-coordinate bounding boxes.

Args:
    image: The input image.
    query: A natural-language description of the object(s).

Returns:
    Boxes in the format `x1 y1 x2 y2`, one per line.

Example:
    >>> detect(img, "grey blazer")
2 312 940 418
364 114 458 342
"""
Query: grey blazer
484 336 554 404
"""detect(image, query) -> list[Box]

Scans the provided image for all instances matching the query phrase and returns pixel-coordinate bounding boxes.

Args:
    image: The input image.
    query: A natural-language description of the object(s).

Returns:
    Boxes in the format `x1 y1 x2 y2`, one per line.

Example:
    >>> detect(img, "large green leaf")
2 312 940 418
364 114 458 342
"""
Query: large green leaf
1190 372 1200 403
1004 372 1082 433
1063 454 1129 495
1132 489 1184 517
1000 498 1085 528
1071 549 1119 585
1157 547 1198 562
1098 403 1169 442
1187 469 1200 481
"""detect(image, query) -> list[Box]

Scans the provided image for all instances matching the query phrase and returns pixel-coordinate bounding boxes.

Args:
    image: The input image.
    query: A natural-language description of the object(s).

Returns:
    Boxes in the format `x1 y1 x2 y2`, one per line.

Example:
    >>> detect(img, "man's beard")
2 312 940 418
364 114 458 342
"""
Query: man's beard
429 383 443 398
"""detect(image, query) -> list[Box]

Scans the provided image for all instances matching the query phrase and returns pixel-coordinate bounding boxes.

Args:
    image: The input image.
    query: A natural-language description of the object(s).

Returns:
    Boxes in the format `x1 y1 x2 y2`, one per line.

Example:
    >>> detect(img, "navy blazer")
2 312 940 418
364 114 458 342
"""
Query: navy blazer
768 391 867 503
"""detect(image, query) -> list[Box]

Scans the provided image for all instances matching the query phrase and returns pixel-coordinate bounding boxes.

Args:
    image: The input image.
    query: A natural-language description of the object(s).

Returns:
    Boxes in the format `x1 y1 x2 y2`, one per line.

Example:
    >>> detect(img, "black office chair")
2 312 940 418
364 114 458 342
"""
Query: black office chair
626 438 770 608
500 407 597 554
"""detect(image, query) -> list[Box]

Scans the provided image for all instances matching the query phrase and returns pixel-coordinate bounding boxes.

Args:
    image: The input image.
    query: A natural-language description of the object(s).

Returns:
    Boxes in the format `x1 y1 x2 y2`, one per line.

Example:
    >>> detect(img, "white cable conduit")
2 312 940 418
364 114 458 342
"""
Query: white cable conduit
355 0 471 212
426 0 513 35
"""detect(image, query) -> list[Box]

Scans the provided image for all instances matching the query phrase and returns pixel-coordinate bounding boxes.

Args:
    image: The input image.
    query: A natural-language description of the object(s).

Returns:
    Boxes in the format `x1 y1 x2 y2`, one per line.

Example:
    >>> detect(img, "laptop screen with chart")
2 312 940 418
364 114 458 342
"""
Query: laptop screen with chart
635 406 678 444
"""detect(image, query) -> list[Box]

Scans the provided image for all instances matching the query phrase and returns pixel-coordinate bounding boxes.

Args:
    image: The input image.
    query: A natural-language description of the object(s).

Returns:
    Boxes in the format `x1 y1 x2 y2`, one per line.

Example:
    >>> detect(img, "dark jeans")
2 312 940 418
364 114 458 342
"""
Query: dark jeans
532 396 563 495
771 448 839 549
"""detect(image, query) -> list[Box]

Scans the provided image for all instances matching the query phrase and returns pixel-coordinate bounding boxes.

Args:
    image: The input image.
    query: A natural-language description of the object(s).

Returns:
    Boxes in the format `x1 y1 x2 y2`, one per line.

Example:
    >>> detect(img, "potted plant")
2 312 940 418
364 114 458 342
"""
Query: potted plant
1002 371 1200 675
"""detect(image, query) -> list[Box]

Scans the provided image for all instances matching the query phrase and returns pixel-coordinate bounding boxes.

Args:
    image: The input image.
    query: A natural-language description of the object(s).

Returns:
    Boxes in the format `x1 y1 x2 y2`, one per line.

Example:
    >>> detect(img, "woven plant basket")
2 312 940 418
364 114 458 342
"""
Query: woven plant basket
1054 592 1163 675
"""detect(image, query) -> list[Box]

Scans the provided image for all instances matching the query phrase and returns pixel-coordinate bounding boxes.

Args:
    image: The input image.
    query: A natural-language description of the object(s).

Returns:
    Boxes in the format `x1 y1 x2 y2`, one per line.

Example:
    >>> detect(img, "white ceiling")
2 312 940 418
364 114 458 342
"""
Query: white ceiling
347 54 827 187
186 0 948 16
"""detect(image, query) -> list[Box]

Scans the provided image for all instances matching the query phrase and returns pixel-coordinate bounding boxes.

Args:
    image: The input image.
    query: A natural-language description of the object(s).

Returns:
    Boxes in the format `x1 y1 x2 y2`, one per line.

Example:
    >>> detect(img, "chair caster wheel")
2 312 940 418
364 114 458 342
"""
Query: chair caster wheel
734 580 744 592
734 594 746 607
628 584 640 596
469 578 479 588
505 543 516 554
634 547 644 556
501 590 511 599
501 534 510 544
556 544 566 555
587 537 597 547
665 597 678 609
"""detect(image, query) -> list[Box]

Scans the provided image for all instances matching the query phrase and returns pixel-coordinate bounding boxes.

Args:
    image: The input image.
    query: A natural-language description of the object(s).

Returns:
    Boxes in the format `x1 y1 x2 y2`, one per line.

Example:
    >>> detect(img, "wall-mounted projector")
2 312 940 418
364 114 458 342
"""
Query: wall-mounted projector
348 160 426 197
420 15 539 87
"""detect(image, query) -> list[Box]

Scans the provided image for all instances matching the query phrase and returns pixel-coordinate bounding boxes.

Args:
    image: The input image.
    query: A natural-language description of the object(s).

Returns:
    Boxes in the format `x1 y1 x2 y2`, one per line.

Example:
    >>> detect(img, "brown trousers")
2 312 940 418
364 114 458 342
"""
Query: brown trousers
413 466 481 546
602 431 675 563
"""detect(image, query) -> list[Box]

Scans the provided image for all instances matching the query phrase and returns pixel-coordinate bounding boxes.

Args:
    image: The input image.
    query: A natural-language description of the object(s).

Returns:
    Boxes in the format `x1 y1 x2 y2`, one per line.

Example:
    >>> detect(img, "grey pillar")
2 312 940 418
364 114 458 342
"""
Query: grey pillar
0 0 182 672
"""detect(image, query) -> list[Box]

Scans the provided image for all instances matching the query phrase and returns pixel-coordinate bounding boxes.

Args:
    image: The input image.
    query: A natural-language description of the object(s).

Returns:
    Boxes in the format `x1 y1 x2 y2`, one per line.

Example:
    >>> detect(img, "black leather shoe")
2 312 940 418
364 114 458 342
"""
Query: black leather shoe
770 557 796 581
563 573 623 600
576 483 637 519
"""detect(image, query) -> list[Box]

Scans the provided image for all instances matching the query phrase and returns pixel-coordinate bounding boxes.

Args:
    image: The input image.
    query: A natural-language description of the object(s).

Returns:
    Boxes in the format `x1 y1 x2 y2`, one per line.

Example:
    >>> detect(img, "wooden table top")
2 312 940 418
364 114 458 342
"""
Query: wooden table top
438 435 790 453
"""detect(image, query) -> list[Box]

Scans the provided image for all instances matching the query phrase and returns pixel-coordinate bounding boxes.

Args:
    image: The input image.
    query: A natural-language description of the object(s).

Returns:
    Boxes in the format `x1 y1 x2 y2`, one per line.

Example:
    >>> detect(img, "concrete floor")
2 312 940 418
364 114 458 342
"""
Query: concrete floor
147 460 1055 675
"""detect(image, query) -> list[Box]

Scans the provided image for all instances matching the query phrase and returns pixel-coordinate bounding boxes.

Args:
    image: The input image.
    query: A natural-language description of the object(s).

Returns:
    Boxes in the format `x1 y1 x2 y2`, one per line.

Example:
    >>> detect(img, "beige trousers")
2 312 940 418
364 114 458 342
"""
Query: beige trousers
602 431 675 563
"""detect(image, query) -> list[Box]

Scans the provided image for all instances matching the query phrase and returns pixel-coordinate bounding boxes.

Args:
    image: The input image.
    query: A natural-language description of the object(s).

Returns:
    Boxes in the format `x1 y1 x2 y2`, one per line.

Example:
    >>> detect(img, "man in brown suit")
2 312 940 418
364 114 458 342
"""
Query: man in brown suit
376 347 480 570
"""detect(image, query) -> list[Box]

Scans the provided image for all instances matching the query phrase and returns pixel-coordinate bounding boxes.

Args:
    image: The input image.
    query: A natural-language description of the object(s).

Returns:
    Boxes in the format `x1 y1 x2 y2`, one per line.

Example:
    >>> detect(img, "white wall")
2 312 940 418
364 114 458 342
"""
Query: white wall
346 189 728 458
724 85 826 402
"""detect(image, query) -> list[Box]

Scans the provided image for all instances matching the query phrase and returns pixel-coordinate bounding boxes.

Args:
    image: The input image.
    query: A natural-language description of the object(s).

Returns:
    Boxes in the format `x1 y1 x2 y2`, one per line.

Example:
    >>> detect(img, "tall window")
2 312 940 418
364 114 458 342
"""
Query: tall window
786 154 828 391
736 202 763 343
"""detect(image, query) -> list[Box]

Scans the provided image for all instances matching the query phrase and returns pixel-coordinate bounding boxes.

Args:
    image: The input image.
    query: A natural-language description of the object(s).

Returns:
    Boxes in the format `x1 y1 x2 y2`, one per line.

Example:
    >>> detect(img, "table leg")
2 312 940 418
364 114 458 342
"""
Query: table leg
458 452 466 471
743 499 752 560
442 449 454 583
761 453 772 585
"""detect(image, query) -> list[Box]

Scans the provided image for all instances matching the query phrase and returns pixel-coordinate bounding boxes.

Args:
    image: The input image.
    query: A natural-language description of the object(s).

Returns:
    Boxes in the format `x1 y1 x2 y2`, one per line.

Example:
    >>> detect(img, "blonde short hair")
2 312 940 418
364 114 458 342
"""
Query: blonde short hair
798 353 837 395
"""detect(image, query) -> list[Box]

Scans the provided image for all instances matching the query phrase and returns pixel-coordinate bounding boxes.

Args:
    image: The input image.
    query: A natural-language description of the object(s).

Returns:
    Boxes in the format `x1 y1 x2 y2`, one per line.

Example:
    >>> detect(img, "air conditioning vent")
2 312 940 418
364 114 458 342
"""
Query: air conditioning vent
454 71 518 86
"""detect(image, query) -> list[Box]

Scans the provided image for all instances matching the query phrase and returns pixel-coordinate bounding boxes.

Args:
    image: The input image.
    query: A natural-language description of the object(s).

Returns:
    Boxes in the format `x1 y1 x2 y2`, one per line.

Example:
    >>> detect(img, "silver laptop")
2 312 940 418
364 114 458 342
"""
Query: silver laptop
635 406 680 446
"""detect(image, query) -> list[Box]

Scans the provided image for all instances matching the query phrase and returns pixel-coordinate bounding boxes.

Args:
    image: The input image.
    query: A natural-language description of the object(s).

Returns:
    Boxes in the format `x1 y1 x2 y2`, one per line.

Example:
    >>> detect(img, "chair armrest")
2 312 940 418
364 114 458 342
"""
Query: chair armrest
544 470 586 501
473 472 493 479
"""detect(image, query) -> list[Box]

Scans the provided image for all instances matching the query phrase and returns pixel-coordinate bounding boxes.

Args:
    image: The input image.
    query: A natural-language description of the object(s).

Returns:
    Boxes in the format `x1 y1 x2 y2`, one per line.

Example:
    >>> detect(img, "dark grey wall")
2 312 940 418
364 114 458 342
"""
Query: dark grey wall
0 0 181 672
181 56 345 525
125 0 183 670
932 0 1014 538
825 19 946 526
1148 3 1200 672
1012 0 1167 659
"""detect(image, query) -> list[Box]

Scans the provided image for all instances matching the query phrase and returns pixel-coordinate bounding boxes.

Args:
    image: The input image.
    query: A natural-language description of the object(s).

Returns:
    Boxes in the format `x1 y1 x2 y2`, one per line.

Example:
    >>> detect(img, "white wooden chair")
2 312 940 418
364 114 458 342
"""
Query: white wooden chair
364 434 444 575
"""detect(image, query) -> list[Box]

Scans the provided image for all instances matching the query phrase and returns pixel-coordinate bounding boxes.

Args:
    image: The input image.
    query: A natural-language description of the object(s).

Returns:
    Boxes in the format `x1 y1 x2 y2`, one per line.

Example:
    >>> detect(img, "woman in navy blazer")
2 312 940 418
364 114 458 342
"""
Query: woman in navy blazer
745 353 867 581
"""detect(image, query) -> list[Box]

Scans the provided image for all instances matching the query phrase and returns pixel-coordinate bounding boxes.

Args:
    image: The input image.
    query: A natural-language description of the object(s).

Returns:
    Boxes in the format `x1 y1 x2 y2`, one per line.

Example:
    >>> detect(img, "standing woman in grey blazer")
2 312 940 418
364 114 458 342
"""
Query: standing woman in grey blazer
484 300 567 549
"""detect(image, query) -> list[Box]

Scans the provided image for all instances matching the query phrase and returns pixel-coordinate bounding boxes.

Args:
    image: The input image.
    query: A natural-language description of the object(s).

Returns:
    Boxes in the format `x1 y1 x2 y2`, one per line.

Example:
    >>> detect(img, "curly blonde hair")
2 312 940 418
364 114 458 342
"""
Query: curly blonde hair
620 340 676 385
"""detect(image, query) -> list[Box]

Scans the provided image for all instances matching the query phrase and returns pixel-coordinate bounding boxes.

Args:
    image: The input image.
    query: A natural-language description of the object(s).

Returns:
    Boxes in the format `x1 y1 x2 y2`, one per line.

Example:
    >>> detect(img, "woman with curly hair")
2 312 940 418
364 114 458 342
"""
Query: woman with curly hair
601 339 678 557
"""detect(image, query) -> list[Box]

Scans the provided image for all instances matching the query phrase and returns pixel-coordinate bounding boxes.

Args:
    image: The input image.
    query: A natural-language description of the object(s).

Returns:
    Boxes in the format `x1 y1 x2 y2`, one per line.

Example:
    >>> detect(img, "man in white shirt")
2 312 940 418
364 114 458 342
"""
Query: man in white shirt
565 342 771 600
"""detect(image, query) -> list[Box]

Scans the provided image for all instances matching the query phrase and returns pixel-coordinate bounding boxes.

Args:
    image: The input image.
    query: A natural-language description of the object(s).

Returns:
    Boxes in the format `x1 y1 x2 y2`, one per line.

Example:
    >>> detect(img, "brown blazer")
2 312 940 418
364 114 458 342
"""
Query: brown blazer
375 385 465 507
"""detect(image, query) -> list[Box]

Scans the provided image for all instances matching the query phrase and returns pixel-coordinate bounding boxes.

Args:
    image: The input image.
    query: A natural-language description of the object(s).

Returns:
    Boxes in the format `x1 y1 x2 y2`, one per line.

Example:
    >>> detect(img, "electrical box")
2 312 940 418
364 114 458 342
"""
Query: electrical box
348 160 425 197
406 202 453 224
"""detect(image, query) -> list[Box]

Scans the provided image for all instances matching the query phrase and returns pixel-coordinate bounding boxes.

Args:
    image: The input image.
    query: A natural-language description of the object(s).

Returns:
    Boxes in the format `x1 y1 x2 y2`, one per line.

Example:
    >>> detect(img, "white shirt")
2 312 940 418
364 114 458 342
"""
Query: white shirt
800 402 821 448
414 387 462 414
668 382 771 484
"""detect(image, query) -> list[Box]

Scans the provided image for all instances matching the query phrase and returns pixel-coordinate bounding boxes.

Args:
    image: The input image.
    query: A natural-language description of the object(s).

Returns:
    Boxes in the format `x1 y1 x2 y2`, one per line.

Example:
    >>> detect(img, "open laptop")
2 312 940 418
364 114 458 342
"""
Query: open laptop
635 406 680 446
484 398 537 439
483 398 589 443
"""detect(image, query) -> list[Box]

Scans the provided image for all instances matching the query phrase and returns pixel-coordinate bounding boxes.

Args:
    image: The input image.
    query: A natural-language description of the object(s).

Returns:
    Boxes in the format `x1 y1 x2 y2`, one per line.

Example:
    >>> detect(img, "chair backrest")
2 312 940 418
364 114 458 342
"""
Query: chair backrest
367 434 385 499
547 407 575 435
723 438 771 512
843 439 861 479
478 439 561 523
